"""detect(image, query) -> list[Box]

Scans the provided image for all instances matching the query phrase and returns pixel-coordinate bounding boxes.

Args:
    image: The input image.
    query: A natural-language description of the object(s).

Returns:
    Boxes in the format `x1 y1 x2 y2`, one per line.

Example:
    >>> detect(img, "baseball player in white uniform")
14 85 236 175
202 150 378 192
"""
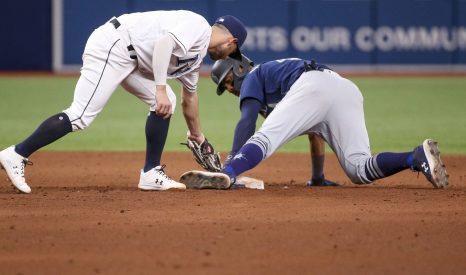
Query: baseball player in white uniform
0 11 247 193
180 55 449 190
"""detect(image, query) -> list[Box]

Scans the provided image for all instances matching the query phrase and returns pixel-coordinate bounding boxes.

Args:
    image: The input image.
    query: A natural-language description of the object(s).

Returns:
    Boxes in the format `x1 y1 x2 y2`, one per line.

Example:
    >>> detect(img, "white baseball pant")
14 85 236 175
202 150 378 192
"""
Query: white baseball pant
63 21 176 131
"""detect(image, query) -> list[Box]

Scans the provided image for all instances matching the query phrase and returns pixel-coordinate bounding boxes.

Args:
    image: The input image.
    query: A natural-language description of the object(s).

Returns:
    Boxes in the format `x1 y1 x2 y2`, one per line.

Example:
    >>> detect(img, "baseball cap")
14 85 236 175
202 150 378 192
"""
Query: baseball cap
215 15 247 60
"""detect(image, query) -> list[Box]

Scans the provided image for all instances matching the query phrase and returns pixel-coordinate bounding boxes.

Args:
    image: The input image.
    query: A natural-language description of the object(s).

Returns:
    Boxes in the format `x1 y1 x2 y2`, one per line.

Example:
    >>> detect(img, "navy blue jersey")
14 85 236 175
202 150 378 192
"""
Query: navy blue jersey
239 58 310 116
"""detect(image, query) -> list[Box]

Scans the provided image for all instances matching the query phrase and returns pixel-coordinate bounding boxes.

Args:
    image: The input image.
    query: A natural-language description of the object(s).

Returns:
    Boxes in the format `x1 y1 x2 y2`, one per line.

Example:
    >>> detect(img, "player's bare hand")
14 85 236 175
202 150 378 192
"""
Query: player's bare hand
155 86 172 119
187 130 205 144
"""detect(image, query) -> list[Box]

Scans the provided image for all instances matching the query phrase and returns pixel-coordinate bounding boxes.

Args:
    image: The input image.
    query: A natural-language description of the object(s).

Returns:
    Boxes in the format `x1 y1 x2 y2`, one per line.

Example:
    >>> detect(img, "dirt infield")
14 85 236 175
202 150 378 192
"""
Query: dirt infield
1 151 465 274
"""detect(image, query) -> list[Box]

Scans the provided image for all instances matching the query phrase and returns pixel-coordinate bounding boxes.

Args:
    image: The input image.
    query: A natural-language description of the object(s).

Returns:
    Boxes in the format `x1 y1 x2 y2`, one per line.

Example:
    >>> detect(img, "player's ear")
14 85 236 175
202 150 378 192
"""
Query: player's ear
229 37 238 48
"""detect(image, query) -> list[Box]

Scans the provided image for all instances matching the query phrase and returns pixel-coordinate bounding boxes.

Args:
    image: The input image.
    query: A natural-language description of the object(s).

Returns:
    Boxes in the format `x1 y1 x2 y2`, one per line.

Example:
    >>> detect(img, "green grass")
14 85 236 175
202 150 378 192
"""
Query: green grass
0 76 465 154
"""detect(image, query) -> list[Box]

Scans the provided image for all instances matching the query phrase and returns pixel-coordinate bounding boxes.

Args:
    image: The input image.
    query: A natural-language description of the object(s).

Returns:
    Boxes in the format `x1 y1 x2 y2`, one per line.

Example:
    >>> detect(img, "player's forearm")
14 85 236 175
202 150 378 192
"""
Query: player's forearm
152 35 176 86
309 134 325 156
309 134 325 179
181 89 203 141
230 117 256 156
229 98 262 159
155 85 168 97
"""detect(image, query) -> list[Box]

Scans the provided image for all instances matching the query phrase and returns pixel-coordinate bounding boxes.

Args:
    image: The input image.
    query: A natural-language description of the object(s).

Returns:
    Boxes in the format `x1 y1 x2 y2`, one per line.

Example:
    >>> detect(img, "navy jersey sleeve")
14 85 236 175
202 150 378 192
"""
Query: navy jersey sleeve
239 69 265 106
226 98 262 164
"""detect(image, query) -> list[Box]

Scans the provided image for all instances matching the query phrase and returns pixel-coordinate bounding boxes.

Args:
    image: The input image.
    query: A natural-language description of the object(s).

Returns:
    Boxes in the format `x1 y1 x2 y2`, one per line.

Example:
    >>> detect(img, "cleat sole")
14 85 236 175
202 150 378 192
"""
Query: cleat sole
180 171 231 190
423 139 449 188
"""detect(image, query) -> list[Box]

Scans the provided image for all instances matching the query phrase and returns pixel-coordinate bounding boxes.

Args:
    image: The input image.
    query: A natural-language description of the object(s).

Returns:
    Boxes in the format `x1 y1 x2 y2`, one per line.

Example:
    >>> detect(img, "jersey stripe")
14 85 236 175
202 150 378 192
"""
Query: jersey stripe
168 32 187 55
70 39 120 125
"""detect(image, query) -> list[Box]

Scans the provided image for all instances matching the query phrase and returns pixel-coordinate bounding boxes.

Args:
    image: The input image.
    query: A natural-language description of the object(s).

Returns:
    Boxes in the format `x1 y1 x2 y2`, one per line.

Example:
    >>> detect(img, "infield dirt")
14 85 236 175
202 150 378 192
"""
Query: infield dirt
1 152 465 274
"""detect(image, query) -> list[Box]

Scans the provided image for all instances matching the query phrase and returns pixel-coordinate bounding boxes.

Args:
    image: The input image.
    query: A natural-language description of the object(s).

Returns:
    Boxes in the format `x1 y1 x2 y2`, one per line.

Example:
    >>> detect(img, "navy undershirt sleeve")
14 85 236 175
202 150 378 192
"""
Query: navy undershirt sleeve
229 98 262 159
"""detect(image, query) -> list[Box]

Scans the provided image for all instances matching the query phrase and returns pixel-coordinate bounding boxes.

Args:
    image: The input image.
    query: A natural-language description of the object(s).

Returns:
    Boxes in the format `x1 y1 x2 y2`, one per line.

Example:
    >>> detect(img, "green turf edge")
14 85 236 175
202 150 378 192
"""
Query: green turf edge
0 76 465 154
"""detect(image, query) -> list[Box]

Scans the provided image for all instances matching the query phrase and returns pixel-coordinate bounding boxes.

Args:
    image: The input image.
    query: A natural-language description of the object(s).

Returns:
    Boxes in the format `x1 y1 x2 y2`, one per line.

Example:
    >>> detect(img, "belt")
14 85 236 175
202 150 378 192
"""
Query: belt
110 18 137 60
110 18 121 29
304 60 332 72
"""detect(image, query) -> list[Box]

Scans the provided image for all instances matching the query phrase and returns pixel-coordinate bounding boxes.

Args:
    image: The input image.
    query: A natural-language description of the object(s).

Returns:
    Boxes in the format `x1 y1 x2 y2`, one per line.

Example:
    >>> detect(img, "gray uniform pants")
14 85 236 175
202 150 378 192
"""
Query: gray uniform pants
248 69 373 184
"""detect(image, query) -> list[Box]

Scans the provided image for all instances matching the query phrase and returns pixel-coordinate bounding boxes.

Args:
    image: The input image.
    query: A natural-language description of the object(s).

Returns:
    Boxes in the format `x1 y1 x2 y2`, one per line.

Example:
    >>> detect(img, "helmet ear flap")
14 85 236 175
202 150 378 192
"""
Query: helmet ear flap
232 55 254 77
211 54 255 95
211 60 234 95
231 54 254 91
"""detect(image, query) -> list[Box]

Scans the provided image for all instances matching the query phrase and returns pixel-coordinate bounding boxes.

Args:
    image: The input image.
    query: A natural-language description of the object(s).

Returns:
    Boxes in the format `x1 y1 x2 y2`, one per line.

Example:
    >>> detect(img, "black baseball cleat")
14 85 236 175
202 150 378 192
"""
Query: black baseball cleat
179 170 231 189
411 139 449 188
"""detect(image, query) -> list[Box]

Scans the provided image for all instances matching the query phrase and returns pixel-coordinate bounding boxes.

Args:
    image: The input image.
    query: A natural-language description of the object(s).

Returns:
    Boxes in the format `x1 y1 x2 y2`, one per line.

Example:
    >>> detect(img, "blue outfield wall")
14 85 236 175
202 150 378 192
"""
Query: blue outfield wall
0 0 52 70
1 0 466 70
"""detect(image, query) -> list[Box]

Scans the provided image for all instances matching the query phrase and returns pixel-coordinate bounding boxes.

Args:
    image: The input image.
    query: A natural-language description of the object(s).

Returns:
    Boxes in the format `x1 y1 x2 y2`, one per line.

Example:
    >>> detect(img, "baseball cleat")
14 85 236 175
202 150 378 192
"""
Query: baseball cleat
179 170 231 190
411 139 449 188
0 146 32 194
138 165 186 191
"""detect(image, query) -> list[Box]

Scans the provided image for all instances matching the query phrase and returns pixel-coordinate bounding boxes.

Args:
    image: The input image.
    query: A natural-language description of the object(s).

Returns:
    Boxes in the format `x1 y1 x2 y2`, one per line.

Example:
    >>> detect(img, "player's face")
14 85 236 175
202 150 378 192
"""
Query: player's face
222 71 240 96
208 39 238 60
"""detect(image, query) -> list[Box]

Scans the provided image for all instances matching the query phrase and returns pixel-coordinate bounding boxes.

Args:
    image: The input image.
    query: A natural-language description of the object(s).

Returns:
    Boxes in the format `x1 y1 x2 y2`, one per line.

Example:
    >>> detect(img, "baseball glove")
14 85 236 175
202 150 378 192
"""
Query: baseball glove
182 138 223 172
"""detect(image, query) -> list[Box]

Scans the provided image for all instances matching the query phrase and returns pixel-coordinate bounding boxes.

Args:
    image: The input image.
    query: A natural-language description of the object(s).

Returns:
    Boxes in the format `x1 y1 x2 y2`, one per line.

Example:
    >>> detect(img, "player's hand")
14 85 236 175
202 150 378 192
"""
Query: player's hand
187 130 205 144
182 135 222 172
155 86 172 119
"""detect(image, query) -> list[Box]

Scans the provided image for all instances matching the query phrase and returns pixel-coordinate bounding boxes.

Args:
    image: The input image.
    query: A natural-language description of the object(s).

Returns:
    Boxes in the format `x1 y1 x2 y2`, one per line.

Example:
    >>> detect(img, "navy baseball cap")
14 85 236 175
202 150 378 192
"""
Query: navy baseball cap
215 15 247 60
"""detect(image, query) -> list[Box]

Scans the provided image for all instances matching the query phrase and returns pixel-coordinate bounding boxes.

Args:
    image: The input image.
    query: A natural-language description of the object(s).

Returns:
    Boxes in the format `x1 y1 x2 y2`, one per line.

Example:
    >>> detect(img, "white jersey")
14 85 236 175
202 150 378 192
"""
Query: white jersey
117 10 211 91
65 11 211 131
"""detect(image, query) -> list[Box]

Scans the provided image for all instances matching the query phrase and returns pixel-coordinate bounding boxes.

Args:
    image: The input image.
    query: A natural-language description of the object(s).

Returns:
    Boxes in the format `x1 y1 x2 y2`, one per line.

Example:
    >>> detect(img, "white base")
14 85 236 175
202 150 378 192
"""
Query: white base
234 176 265 190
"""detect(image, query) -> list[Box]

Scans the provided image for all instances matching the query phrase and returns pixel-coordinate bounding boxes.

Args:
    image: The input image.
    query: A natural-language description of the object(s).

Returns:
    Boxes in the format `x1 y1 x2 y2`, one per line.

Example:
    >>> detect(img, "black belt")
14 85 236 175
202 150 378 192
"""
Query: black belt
110 18 121 29
304 60 332 72
110 18 137 60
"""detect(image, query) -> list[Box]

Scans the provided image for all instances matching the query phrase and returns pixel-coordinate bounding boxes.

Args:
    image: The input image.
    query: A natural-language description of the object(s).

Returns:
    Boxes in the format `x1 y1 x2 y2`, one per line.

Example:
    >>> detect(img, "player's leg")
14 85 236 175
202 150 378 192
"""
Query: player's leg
322 75 447 187
359 139 447 188
121 72 184 190
122 71 178 172
13 72 128 159
306 133 339 187
223 71 333 180
17 24 135 156
0 24 135 193
317 74 407 184
65 25 137 132
144 112 171 171
309 134 325 181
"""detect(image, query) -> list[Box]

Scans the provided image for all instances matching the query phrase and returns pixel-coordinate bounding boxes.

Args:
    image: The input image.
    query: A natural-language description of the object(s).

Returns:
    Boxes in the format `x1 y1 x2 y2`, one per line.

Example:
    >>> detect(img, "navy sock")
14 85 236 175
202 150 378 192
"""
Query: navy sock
144 112 170 172
223 143 264 178
365 152 413 181
15 113 72 158
406 152 415 167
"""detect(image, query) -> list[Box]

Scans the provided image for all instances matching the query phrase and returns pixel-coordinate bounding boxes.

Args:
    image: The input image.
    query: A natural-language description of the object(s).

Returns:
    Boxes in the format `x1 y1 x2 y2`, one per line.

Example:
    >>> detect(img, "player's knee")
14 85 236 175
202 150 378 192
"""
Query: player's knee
350 176 371 185
149 84 177 114
246 132 272 159
345 160 373 185
73 118 93 131
63 110 95 131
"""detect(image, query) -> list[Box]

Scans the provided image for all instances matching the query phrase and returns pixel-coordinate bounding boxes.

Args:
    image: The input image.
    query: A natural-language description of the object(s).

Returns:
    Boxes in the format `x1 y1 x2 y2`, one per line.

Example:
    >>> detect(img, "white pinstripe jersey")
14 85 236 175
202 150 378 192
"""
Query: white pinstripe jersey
117 10 211 91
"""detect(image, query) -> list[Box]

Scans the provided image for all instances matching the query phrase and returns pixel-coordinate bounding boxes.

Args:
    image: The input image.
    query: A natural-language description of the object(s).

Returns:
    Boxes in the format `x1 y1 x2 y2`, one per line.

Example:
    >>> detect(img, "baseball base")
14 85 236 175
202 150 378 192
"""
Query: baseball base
231 176 265 190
